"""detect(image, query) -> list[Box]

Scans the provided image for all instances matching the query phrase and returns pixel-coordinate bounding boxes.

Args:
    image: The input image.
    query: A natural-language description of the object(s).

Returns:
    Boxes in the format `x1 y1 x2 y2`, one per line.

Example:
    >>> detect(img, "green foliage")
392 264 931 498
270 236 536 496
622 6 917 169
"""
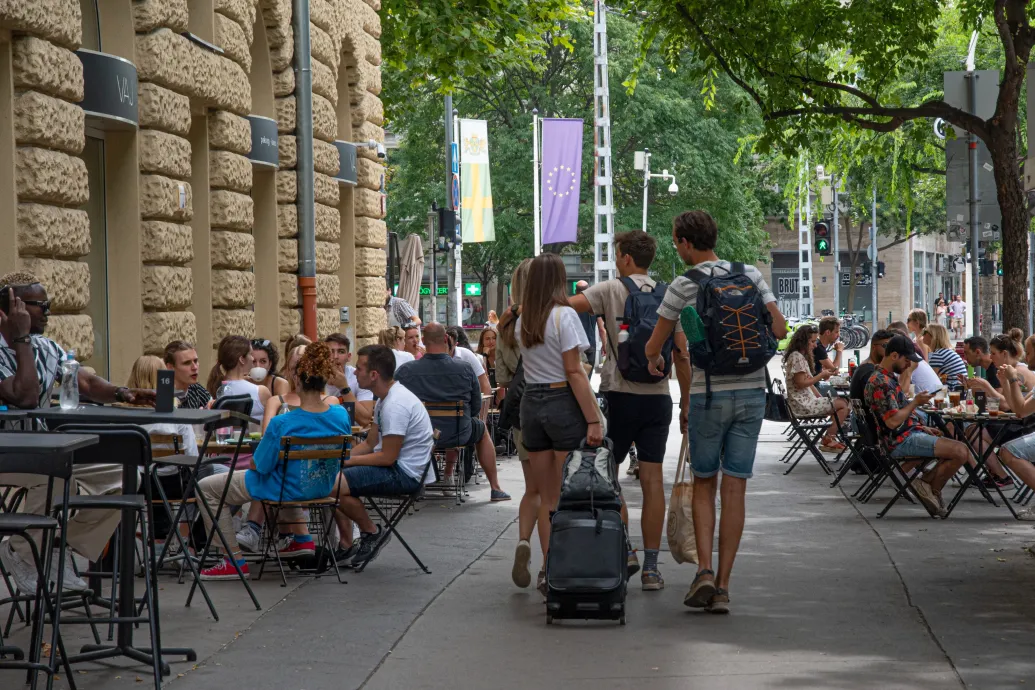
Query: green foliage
384 11 773 288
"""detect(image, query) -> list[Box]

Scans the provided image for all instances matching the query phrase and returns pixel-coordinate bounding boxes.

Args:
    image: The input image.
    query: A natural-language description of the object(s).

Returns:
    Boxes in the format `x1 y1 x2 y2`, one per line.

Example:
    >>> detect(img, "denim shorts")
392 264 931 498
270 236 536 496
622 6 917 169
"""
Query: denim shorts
520 384 588 453
890 431 939 458
1003 431 1035 461
344 464 421 497
688 388 766 479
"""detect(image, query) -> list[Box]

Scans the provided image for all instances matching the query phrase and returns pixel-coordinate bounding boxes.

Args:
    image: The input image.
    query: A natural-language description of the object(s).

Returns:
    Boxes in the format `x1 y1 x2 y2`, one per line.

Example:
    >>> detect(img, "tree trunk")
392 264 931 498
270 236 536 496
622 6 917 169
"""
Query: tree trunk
989 128 1029 332
496 278 508 313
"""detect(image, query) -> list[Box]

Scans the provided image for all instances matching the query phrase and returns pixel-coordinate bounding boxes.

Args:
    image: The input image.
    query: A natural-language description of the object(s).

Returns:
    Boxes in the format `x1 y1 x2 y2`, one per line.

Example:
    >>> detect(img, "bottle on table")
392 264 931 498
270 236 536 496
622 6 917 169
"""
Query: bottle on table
59 350 80 410
216 380 231 443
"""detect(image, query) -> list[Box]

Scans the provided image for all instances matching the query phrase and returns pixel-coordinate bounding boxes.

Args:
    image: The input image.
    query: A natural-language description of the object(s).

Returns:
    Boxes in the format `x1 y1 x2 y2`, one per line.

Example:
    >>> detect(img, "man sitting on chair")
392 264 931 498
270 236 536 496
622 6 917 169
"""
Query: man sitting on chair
864 334 969 518
332 345 435 567
395 323 510 502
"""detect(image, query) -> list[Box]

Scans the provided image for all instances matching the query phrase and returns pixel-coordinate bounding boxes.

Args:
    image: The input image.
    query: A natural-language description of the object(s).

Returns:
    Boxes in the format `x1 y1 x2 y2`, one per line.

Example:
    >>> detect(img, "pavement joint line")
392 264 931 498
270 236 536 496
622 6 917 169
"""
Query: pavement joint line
357 515 518 690
836 481 967 688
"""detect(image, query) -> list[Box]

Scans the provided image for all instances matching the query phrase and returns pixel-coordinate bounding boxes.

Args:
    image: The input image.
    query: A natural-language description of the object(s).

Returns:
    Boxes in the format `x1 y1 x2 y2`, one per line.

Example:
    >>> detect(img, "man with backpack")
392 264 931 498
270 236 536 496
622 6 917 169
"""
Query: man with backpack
645 211 786 614
570 230 691 591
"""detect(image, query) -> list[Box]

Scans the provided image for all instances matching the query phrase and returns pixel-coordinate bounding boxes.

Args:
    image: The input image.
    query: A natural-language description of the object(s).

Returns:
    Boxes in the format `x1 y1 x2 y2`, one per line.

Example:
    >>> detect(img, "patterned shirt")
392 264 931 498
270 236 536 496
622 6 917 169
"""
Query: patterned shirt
0 334 65 409
386 296 418 327
863 367 924 450
178 383 212 410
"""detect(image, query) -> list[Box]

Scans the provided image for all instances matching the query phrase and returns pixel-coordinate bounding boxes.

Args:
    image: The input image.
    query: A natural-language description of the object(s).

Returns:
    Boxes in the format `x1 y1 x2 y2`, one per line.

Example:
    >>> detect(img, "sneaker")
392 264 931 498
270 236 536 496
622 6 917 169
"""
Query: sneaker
235 527 262 553
512 539 532 588
981 474 1015 489
684 569 716 608
0 541 38 593
706 588 730 614
911 479 945 517
490 489 512 502
626 550 640 578
199 557 249 581
277 539 316 559
625 459 638 476
536 568 548 598
53 550 89 592
1015 507 1035 521
641 566 665 591
333 543 360 567
351 526 391 568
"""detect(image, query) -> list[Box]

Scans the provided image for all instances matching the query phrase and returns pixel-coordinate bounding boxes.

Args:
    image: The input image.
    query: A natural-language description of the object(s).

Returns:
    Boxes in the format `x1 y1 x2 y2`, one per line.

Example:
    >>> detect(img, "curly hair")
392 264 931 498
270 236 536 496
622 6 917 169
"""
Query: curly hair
295 341 336 392
0 271 41 292
782 324 817 373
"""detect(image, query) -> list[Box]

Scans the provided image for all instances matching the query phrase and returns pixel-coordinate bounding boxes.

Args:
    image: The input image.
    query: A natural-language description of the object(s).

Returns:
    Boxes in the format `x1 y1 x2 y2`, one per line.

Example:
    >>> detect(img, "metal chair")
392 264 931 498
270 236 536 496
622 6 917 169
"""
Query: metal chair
422 401 469 505
355 458 433 574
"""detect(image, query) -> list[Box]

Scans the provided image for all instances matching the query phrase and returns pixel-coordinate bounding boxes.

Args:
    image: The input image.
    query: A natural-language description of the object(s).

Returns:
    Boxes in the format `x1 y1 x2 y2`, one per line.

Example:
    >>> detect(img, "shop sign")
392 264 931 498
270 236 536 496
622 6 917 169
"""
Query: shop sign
77 49 137 130
334 141 358 185
247 115 279 168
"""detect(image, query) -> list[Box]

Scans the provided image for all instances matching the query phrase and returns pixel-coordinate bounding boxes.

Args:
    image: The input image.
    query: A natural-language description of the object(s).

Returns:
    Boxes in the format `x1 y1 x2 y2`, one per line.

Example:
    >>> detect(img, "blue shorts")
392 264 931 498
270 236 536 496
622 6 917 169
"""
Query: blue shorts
344 464 422 497
890 431 939 458
688 388 766 479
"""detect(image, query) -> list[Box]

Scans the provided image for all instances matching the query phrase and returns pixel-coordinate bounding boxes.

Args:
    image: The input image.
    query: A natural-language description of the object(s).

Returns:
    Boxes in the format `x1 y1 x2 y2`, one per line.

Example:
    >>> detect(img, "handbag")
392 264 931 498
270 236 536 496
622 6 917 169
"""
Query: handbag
764 368 792 423
666 433 697 564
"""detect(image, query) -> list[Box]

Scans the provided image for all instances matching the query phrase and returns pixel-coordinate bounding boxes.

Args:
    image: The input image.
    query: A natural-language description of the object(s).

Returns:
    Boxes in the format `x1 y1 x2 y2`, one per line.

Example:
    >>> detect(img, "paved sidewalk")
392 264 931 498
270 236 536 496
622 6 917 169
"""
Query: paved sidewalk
6 385 1035 688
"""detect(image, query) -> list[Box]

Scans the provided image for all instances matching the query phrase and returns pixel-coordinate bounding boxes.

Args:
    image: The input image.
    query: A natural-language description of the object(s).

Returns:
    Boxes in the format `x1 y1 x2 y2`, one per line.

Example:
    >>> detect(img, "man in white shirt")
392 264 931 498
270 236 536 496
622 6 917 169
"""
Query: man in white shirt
950 295 967 339
446 326 492 418
324 333 374 427
333 345 434 568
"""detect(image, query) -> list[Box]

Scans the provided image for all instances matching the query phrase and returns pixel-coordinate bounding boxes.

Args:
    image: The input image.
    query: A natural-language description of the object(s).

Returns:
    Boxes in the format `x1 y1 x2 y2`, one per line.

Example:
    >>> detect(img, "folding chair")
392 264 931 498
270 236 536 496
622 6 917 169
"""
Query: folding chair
828 399 871 489
354 458 433 574
782 405 834 476
0 440 78 690
422 401 468 505
253 435 350 587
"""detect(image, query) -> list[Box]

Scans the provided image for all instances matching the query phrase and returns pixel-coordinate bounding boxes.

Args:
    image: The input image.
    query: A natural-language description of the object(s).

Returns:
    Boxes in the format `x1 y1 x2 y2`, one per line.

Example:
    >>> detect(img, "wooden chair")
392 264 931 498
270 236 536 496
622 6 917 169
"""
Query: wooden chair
422 401 469 505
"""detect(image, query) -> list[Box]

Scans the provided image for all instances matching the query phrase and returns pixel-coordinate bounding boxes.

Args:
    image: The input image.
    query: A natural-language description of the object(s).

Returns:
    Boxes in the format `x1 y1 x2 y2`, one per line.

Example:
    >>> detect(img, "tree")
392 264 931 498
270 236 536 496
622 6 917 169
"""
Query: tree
623 0 1032 330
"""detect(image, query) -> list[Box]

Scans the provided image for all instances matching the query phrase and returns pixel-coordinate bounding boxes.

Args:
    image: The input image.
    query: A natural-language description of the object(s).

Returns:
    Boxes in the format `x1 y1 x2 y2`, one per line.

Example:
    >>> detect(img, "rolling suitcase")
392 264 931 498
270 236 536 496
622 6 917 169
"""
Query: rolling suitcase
545 508 627 625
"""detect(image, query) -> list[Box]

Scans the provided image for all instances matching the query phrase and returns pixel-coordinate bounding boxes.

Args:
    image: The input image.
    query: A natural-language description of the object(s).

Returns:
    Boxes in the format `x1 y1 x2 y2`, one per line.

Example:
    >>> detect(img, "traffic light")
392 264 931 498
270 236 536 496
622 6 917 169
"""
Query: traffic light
979 259 995 276
437 206 457 246
997 261 1004 276
877 261 885 278
813 222 831 256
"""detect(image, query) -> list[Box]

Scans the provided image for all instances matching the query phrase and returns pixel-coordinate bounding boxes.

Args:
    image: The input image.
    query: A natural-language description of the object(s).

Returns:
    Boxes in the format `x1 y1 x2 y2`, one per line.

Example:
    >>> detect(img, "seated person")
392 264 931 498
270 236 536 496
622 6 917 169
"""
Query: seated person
849 330 895 401
324 333 374 428
446 326 493 418
163 340 212 409
988 361 1035 519
781 324 848 453
396 323 509 501
864 335 969 517
889 322 941 393
0 273 155 594
961 336 1000 392
329 345 434 567
403 324 423 360
196 343 351 580
922 324 967 386
379 326 416 369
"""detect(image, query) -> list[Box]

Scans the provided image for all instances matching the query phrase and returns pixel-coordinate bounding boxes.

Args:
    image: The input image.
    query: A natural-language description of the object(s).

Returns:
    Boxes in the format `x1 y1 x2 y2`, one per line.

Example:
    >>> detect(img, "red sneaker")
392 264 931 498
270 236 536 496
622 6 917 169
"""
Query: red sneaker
277 539 316 559
199 558 249 581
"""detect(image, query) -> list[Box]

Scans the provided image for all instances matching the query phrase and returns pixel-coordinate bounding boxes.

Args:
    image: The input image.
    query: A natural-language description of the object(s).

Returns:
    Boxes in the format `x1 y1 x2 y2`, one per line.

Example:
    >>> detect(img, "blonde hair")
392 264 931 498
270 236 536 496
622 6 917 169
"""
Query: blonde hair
924 323 951 351
283 345 307 392
127 355 164 389
378 326 404 348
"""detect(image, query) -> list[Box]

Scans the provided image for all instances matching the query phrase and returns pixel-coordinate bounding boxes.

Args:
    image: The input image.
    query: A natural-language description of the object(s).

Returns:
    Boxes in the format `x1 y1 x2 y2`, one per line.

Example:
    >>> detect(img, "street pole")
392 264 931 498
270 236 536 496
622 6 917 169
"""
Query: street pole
453 110 463 324
832 176 840 315
1029 231 1034 335
429 211 437 323
967 71 981 337
444 96 456 326
532 109 541 256
641 149 651 232
871 187 878 331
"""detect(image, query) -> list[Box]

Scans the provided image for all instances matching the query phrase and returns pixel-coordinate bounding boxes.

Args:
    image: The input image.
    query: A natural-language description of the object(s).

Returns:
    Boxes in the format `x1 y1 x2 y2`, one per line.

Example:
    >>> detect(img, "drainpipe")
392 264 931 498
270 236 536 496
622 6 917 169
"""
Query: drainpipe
293 0 317 339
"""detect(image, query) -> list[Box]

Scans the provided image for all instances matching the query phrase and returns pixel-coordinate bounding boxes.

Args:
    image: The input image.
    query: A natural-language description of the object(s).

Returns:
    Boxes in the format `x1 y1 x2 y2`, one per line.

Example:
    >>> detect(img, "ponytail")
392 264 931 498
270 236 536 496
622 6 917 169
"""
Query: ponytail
206 363 225 397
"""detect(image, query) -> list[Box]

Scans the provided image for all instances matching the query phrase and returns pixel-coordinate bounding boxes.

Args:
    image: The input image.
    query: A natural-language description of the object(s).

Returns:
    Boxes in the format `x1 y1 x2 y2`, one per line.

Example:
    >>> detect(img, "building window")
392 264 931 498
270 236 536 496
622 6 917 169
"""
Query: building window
80 0 100 50
81 136 109 378
913 251 923 309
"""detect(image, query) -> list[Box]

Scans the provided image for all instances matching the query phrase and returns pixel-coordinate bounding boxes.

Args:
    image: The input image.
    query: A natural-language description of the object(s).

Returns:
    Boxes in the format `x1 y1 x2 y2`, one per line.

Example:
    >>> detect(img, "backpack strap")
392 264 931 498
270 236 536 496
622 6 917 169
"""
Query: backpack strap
617 275 638 295
685 268 709 285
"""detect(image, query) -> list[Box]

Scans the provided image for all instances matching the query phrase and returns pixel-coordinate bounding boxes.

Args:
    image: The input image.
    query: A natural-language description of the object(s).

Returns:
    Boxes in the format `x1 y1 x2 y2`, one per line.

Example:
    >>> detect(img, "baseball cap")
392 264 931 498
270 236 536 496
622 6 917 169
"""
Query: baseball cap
884 334 922 362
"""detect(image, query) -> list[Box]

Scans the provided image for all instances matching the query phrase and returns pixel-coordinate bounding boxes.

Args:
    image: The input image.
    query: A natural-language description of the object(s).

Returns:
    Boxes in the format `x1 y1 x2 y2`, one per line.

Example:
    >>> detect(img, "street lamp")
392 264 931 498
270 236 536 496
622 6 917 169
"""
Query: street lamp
635 149 678 232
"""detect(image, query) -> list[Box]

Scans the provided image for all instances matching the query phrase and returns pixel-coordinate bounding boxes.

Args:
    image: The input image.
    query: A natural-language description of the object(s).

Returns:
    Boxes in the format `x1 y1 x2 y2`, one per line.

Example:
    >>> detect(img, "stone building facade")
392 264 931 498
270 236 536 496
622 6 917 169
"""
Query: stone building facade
0 0 388 383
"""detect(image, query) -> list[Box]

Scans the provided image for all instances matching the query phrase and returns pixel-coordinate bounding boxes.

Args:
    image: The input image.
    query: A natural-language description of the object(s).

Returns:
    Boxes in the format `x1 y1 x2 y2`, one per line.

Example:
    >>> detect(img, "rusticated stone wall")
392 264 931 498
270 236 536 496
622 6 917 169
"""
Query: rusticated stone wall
2 0 386 364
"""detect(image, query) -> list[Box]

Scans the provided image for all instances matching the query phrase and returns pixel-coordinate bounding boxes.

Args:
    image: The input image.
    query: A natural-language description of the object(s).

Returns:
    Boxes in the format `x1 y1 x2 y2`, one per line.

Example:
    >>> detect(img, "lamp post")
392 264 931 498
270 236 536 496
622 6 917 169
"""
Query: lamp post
635 149 678 232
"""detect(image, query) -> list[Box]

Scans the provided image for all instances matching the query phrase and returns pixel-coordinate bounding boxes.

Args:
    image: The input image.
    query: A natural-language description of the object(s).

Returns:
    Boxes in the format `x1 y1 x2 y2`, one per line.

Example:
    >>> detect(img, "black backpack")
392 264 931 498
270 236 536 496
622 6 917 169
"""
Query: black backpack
686 262 776 397
612 276 672 383
558 439 621 511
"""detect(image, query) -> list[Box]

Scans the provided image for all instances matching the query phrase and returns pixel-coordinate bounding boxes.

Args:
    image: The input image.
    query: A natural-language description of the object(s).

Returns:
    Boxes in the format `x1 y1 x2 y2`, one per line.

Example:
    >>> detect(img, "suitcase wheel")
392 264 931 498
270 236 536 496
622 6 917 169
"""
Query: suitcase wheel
546 614 554 626
619 614 626 626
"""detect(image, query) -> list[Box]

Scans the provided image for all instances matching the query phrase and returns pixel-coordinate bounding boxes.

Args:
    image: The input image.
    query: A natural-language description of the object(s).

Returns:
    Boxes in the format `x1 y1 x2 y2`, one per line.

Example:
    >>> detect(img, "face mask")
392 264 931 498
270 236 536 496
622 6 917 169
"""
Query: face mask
248 367 268 382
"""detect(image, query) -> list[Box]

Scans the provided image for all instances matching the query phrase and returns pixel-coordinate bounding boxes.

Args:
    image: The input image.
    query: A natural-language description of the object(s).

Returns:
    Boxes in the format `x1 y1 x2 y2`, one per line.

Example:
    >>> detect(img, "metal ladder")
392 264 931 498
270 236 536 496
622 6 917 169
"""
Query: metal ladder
592 0 616 284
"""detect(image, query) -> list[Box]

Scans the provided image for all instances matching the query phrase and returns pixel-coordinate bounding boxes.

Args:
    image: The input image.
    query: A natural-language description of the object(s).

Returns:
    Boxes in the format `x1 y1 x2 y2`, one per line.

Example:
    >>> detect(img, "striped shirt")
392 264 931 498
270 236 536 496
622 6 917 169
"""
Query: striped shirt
657 261 776 395
0 334 66 409
928 348 967 382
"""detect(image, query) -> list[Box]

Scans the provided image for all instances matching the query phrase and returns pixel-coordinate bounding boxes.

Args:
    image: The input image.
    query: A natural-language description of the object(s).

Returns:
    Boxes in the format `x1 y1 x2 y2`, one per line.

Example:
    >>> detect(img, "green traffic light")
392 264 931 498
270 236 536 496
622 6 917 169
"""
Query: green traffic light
816 239 829 251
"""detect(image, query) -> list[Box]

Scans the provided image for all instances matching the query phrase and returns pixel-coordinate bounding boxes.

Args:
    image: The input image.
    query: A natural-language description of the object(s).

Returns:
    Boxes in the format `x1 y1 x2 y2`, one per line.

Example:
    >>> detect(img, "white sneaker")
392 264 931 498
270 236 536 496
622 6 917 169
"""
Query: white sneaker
52 550 89 592
235 527 262 553
0 540 38 593
912 479 946 518
1015 507 1035 521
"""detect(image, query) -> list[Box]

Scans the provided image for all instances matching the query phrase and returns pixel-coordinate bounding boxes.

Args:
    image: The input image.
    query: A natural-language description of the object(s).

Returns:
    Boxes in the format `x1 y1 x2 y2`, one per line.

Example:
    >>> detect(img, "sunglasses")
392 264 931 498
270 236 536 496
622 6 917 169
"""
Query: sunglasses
251 339 271 348
22 300 50 312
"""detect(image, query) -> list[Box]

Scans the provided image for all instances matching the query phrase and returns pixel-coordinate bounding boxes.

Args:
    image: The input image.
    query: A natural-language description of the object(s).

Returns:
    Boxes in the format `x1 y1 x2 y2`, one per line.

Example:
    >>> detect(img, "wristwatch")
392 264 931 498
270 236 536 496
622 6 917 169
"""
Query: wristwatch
115 386 131 403
10 334 30 345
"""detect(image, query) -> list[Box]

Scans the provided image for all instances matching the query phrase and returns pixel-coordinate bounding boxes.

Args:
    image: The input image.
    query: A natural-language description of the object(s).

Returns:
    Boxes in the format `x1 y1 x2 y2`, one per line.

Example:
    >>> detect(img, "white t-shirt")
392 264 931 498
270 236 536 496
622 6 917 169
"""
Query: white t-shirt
145 422 197 476
516 306 590 384
393 349 416 370
221 378 265 422
374 382 434 482
911 359 943 394
453 345 485 377
950 300 966 318
326 365 374 402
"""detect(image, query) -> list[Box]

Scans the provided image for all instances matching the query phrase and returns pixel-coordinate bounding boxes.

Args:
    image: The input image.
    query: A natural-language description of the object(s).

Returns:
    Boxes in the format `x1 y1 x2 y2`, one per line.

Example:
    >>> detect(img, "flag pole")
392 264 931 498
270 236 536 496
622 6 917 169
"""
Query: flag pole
533 109 541 256
453 110 463 323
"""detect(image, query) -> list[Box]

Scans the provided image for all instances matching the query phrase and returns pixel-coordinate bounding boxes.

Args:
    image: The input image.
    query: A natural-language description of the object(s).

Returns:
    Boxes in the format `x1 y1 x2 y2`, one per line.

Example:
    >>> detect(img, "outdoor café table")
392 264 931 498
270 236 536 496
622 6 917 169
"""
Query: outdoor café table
0 408 28 430
24 405 226 673
922 407 1035 519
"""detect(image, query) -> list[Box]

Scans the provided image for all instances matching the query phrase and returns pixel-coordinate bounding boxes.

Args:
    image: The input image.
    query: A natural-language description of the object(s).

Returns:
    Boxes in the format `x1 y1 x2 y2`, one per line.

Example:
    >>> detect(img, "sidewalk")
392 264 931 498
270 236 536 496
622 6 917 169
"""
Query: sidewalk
6 389 1035 688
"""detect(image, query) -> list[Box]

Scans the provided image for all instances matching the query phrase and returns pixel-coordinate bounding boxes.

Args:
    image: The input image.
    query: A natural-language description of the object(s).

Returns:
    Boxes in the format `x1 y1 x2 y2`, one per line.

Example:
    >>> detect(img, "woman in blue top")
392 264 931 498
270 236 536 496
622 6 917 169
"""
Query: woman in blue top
197 342 351 580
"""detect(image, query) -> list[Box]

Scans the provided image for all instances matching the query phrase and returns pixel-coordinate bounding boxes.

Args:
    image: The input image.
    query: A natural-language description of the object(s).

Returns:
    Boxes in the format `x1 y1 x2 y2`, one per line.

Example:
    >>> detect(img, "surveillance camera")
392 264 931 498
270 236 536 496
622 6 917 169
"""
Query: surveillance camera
376 143 386 159
668 181 679 196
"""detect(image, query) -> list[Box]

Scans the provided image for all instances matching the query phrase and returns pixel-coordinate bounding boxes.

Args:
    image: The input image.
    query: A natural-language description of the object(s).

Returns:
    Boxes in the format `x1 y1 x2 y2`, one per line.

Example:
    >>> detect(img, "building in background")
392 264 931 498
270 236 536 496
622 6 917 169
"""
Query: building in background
0 0 388 383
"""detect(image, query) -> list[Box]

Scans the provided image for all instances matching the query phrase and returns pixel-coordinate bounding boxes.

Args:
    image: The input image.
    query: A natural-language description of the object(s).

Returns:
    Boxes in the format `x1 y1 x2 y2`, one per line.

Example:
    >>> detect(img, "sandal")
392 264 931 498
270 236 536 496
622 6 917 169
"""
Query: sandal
683 569 716 608
820 440 846 453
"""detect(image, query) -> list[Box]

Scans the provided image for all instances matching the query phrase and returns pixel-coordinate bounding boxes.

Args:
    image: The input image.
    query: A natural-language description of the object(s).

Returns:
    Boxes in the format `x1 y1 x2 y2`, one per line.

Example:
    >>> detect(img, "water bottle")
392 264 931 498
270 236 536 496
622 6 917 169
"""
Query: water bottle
216 381 231 443
59 351 80 410
617 325 630 345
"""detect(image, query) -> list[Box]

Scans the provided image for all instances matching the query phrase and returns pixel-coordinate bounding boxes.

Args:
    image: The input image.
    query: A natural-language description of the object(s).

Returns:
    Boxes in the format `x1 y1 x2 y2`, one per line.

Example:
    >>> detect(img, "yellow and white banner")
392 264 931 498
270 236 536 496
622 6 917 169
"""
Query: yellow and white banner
459 119 495 243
